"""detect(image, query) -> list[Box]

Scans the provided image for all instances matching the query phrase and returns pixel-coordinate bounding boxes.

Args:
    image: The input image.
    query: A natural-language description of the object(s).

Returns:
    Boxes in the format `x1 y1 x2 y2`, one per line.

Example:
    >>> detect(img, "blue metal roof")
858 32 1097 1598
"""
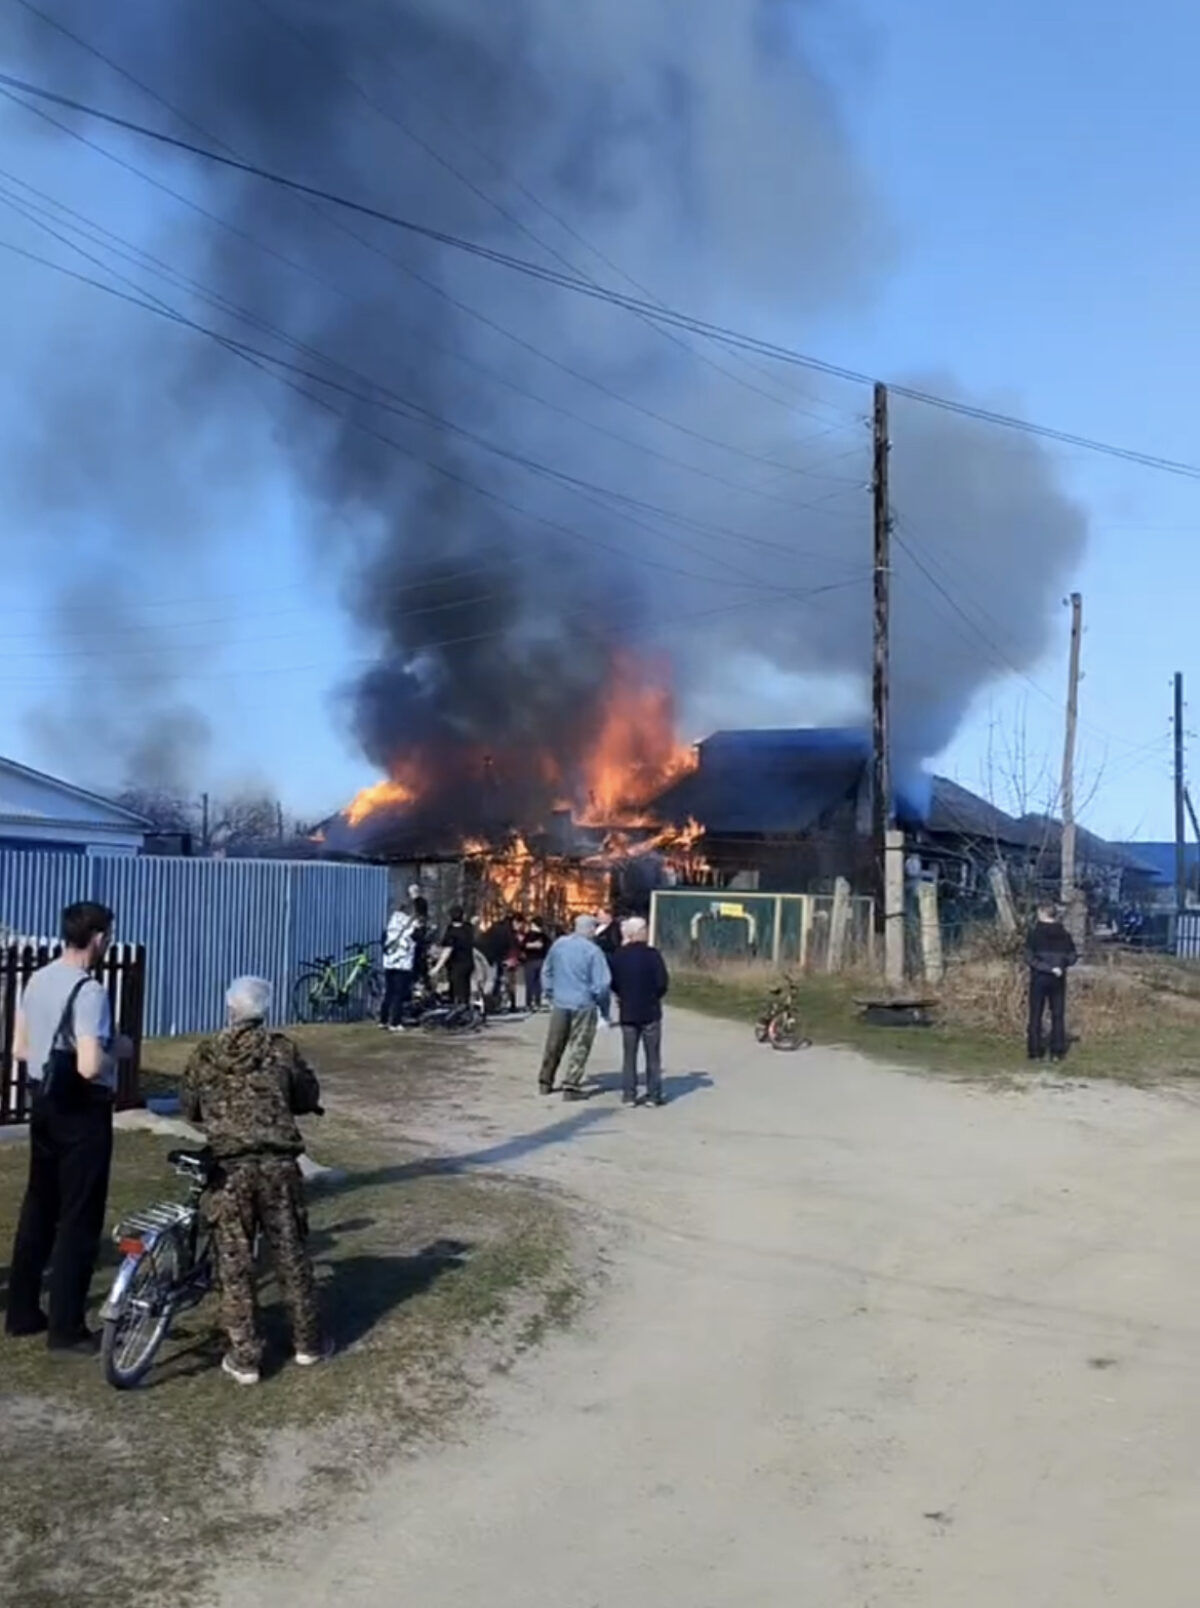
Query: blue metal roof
1113 842 1200 885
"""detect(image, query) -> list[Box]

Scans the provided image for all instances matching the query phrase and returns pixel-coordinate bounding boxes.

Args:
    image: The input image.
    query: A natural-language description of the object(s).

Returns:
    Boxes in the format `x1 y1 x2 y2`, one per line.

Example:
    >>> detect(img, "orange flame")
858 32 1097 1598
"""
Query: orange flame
338 652 701 848
344 776 416 828
578 653 697 825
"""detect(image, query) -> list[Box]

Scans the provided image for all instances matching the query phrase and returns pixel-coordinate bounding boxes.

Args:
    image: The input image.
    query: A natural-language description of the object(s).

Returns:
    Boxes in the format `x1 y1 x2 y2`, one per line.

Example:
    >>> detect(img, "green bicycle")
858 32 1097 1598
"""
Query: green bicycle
291 940 383 1024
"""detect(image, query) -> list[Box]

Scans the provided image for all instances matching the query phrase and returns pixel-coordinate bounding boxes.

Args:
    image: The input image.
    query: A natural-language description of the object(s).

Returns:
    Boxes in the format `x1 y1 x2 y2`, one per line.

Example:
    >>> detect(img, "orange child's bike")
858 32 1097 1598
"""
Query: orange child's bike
754 975 813 1052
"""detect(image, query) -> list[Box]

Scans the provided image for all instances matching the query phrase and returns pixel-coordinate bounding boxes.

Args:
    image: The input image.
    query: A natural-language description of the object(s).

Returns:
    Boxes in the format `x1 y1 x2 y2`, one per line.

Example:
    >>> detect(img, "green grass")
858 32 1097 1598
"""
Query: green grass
670 966 1200 1085
0 1027 586 1608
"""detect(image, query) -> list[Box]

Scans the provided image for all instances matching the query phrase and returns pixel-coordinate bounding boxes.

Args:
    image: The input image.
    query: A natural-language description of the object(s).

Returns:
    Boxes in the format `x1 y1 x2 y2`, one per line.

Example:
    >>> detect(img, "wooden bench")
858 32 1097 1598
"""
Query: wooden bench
853 997 938 1028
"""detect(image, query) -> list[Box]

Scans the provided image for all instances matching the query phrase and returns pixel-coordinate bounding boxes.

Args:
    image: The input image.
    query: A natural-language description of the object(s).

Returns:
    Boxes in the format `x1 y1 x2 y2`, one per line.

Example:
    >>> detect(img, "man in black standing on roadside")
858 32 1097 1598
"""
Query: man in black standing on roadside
6 901 130 1354
1025 901 1078 1062
608 916 670 1107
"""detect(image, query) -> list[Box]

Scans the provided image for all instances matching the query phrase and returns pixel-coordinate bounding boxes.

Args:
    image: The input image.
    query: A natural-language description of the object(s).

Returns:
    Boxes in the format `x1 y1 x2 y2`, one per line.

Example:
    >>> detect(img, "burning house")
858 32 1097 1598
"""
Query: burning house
3 8 1096 915
317 654 710 927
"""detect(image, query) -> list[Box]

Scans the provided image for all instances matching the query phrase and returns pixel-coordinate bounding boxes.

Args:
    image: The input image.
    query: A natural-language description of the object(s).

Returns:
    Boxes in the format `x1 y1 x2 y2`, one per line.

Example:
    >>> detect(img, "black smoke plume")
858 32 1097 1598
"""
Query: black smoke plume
2 1 1084 831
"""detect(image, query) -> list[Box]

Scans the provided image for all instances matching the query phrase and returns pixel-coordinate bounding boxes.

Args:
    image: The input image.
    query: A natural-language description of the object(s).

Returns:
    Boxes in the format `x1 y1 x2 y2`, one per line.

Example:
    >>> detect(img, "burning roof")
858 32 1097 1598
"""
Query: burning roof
328 651 699 856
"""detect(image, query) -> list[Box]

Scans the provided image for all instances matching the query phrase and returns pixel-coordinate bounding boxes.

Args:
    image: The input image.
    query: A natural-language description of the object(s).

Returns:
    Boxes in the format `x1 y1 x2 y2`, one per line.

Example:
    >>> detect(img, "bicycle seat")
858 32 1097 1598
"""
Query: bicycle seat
168 1148 216 1183
313 954 335 968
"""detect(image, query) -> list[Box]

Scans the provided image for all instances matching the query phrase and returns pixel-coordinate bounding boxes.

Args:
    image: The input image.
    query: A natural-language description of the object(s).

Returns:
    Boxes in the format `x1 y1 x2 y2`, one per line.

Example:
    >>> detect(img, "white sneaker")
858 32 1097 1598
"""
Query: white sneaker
388 1024 407 1034
295 1340 334 1368
221 1355 260 1387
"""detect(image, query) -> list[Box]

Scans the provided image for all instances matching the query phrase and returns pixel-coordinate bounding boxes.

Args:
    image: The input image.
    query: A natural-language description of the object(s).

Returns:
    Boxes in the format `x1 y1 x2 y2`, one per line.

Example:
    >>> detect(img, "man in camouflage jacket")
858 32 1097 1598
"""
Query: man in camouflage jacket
181 976 326 1385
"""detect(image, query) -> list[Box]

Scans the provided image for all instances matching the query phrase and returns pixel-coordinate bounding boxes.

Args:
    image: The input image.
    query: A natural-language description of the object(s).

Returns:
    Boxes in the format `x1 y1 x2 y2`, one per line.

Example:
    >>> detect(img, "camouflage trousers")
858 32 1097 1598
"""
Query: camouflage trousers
539 1007 598 1092
209 1156 321 1370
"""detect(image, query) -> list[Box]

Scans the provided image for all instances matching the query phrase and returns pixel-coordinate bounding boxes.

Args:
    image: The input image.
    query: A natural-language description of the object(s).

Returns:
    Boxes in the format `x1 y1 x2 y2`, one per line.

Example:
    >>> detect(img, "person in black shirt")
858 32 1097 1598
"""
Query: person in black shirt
436 908 476 1007
521 916 549 1011
608 916 670 1106
1025 903 1078 1061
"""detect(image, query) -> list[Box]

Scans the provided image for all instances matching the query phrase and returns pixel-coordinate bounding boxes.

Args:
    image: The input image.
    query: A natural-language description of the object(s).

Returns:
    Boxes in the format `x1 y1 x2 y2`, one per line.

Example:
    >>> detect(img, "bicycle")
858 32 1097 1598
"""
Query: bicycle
99 1146 225 1389
291 940 383 1023
416 983 486 1034
754 975 812 1052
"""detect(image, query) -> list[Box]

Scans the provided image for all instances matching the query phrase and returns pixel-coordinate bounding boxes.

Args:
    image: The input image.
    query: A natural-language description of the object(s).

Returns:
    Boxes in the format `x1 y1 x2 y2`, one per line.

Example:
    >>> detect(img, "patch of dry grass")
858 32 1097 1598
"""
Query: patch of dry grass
669 944 1200 1085
0 1028 589 1608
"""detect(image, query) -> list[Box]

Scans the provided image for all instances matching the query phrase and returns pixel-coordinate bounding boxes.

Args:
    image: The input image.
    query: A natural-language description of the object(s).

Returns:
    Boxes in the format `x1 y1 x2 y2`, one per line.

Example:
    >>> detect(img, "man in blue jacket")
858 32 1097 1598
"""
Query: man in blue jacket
539 915 612 1102
608 916 670 1106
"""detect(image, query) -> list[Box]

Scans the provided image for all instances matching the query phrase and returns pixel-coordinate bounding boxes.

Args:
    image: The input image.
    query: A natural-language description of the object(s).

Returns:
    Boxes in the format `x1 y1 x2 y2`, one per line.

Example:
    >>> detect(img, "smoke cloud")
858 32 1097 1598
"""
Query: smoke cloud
2 0 1085 827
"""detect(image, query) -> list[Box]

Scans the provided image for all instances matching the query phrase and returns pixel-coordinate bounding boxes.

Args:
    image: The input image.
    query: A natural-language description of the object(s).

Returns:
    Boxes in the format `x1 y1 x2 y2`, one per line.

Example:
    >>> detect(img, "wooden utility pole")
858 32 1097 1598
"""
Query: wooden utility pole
871 383 904 984
200 792 210 855
1059 593 1083 930
1175 672 1186 912
871 382 892 932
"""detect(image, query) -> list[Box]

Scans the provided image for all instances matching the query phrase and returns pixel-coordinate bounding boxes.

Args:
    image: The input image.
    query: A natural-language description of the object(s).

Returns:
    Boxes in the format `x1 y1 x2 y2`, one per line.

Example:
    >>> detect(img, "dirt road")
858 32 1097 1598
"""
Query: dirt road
216 1008 1200 1607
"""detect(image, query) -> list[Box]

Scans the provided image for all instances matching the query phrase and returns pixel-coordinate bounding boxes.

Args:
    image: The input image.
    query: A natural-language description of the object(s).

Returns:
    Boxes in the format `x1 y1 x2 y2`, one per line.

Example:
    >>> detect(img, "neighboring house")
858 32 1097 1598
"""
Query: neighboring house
0 756 151 856
649 728 1147 910
1112 841 1200 908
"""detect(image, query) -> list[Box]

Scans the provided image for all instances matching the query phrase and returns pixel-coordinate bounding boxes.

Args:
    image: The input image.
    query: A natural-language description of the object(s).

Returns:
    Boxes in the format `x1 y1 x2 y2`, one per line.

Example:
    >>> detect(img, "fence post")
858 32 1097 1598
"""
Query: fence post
989 863 1018 934
648 892 659 949
827 879 851 973
771 896 783 966
917 880 944 983
799 896 812 971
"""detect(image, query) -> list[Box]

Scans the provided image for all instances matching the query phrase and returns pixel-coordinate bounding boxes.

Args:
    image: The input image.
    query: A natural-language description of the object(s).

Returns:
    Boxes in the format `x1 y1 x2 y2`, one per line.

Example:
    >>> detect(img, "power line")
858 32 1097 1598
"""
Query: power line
2 227 871 630
5 67 1200 480
892 517 1147 755
240 0 850 430
0 182 867 582
0 577 869 689
0 48 863 491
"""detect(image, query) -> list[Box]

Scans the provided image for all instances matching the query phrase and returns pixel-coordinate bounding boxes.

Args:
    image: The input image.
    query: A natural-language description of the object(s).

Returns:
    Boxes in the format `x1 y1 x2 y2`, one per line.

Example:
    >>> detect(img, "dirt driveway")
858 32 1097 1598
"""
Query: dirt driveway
216 1007 1200 1607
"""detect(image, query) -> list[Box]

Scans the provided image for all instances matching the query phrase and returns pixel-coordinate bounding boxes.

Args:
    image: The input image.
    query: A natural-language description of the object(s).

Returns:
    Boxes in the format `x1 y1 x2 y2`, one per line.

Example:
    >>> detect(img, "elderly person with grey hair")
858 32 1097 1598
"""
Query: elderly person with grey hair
538 914 612 1101
181 977 327 1385
608 916 671 1106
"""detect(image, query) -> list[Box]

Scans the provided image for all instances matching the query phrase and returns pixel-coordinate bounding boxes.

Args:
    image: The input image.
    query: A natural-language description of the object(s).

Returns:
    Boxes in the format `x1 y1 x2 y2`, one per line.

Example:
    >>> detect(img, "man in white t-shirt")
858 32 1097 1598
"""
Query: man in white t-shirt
6 901 130 1355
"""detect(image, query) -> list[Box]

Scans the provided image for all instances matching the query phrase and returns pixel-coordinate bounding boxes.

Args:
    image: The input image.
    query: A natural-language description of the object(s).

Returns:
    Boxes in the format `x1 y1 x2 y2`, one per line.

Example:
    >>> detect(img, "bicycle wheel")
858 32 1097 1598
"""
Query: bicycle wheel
754 1018 770 1044
290 972 327 1025
343 968 382 1023
362 967 385 1019
101 1231 184 1390
767 1010 806 1052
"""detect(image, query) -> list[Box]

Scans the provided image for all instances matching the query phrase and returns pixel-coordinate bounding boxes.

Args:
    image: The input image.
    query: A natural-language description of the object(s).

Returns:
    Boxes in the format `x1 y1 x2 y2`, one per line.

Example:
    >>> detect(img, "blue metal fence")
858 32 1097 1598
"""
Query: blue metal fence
0 852 389 1037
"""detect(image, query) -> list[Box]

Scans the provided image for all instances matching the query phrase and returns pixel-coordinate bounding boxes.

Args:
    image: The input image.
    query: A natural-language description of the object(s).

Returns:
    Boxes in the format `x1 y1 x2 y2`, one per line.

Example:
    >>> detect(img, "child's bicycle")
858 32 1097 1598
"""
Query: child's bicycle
754 975 812 1052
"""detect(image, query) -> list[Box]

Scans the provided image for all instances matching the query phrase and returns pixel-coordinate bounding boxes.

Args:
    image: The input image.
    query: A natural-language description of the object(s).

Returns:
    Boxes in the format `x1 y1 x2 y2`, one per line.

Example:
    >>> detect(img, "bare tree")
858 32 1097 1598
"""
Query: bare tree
207 792 282 851
115 787 198 836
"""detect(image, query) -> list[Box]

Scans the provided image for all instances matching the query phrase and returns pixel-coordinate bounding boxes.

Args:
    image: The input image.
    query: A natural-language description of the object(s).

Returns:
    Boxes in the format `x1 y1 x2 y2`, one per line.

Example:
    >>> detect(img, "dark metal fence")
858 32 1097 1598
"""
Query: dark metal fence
0 942 145 1125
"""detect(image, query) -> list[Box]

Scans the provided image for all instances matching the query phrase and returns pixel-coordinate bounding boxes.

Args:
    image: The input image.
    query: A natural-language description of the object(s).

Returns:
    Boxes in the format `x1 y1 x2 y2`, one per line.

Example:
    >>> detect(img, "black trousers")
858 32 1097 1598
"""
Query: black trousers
7 1093 114 1343
1027 971 1067 1059
524 959 544 1010
621 1020 664 1102
381 968 414 1025
448 963 472 1006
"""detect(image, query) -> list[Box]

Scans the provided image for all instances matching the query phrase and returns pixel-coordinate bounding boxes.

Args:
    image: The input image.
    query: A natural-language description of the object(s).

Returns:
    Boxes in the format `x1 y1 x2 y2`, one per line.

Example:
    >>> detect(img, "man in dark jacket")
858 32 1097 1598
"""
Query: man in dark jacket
608 917 670 1106
1025 903 1078 1062
181 976 326 1385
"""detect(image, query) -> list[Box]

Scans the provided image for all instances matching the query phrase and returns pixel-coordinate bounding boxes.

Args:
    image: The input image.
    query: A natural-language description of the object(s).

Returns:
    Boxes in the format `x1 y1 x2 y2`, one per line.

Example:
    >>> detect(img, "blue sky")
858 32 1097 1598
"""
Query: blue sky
813 0 1200 840
0 0 1195 841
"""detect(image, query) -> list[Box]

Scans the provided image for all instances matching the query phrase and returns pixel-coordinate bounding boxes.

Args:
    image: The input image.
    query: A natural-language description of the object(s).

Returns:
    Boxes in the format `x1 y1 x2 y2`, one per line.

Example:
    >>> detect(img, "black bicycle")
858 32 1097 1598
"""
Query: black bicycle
419 997 486 1033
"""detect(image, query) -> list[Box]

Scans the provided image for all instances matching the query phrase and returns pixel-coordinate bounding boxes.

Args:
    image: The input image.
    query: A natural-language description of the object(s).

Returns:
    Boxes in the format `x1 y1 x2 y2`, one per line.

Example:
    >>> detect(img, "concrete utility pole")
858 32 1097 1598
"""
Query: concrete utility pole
1175 672 1187 913
1059 593 1082 934
871 382 903 984
1185 788 1200 905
